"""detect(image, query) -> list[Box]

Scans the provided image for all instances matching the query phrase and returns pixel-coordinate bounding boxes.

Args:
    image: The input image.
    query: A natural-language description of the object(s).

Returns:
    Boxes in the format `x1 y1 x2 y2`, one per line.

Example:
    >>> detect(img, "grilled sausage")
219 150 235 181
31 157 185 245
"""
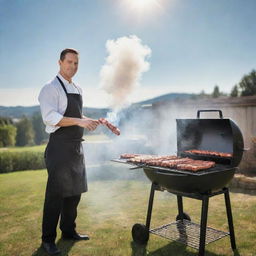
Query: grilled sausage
99 118 121 136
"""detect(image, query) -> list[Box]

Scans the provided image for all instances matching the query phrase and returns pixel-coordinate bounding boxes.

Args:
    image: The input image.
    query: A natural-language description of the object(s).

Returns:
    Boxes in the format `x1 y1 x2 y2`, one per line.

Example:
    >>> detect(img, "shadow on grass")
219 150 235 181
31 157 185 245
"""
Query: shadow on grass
230 187 256 195
130 241 241 256
31 239 76 256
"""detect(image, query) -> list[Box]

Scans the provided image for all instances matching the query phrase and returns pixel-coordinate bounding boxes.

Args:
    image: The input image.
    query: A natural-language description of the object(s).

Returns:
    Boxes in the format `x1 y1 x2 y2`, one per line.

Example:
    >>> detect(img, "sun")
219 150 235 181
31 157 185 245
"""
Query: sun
130 0 159 10
119 0 171 23
123 0 163 15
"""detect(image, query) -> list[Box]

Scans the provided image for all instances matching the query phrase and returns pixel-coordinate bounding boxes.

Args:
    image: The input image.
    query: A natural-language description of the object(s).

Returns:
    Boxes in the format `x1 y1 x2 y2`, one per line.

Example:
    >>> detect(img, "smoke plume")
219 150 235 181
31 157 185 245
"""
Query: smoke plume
100 35 151 110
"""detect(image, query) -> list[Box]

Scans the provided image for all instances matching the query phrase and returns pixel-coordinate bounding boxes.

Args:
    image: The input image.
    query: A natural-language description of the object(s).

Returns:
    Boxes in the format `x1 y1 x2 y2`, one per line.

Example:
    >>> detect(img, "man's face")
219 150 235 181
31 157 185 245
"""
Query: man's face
59 53 79 79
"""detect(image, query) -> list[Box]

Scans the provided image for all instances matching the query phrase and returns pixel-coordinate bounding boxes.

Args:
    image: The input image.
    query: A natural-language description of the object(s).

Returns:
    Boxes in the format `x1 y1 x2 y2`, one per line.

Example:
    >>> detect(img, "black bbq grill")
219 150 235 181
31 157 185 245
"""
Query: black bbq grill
112 110 245 256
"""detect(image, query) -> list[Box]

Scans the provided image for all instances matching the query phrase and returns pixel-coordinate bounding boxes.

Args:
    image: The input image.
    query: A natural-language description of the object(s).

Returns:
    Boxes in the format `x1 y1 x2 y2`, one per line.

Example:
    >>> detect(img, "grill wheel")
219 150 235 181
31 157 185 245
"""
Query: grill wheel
176 212 191 221
132 223 149 245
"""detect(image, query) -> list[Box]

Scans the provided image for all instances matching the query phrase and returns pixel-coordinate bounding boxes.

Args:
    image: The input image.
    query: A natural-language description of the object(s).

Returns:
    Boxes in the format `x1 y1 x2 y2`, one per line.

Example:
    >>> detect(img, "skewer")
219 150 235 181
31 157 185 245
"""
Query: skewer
99 118 120 136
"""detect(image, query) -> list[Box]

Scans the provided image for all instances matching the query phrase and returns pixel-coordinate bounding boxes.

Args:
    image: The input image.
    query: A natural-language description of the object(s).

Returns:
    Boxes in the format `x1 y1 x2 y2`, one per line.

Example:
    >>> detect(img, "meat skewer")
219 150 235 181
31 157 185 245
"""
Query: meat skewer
120 153 141 159
99 118 121 136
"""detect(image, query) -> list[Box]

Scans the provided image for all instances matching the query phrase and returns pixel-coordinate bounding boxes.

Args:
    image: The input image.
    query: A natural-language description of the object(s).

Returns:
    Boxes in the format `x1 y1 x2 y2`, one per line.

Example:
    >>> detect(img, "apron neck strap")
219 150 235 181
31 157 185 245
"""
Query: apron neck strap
56 76 68 95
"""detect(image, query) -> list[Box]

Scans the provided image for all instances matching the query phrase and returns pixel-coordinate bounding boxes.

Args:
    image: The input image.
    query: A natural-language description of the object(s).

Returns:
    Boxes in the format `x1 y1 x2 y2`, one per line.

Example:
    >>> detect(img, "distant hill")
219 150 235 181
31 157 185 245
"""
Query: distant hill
0 105 109 119
0 106 40 118
137 93 195 105
0 93 194 118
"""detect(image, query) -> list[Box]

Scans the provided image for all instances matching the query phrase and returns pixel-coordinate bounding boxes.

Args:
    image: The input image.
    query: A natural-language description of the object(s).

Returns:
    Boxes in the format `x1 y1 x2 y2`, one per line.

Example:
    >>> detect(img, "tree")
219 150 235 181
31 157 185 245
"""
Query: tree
0 117 13 126
15 116 35 146
230 85 239 97
212 85 220 98
32 112 48 144
239 70 256 96
0 125 17 147
199 90 206 96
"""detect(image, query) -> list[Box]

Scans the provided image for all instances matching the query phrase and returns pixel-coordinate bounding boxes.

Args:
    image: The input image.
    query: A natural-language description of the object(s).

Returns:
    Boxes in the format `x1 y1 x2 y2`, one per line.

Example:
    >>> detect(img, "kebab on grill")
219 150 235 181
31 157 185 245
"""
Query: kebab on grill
99 118 120 136
121 154 177 161
177 160 215 171
184 149 232 158
120 153 215 171
120 153 141 159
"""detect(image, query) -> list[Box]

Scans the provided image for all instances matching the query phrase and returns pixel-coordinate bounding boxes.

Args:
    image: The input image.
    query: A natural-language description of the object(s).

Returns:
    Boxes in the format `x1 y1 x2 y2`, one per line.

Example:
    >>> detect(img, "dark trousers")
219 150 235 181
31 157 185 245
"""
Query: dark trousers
42 192 81 242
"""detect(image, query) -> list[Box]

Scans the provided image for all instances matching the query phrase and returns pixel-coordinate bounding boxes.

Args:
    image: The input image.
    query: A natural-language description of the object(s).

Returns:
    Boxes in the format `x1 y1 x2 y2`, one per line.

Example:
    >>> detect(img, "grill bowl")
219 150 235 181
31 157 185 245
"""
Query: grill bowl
143 166 237 193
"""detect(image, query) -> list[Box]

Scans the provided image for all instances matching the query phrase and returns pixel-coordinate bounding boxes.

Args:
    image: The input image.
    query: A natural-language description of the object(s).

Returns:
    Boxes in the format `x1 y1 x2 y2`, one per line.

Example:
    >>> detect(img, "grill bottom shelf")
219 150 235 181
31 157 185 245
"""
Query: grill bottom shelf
150 220 229 250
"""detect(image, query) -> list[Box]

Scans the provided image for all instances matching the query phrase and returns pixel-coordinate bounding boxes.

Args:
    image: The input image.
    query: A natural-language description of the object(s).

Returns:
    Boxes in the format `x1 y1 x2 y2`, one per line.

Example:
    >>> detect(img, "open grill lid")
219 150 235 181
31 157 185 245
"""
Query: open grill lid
176 110 244 167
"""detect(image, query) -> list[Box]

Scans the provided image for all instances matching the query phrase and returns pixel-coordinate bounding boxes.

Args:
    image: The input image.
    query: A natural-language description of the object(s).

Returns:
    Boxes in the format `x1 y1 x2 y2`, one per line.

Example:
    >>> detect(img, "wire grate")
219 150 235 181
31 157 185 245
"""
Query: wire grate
150 220 229 250
111 159 233 176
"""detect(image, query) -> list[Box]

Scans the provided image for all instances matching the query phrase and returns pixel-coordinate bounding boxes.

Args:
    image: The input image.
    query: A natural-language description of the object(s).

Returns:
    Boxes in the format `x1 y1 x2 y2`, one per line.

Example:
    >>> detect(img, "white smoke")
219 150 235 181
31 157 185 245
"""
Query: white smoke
100 35 151 111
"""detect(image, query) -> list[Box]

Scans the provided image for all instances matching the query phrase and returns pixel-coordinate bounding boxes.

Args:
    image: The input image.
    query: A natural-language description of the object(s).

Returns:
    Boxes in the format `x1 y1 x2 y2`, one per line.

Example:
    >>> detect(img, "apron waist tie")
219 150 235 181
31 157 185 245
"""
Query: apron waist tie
49 135 85 143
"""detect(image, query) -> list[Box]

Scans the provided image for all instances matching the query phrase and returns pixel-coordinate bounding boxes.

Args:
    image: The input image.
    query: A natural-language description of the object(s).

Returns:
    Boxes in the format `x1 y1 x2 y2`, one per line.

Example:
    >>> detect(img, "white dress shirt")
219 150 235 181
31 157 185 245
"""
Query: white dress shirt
38 73 83 134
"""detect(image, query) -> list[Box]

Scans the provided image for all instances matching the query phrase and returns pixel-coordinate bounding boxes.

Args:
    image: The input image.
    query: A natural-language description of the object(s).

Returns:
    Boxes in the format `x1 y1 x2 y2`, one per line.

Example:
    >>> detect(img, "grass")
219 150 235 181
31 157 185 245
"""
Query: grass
0 144 46 153
0 170 256 256
0 134 111 153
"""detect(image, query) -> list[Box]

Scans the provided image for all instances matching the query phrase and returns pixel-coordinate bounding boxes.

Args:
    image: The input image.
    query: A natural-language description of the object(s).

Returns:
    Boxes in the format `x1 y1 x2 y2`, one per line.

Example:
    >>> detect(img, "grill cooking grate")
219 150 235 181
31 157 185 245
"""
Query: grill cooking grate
112 159 234 176
150 220 229 250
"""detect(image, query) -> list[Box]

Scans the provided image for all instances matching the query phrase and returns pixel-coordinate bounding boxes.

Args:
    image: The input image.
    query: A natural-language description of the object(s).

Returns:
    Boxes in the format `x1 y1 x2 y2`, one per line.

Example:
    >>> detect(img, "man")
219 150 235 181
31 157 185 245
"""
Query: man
38 48 99 255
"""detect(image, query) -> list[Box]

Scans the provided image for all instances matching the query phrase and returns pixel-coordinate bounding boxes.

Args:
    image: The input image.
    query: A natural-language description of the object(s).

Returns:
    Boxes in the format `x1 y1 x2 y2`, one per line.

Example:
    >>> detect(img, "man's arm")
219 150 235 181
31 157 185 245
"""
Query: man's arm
57 116 100 131
39 85 99 131
38 84 64 127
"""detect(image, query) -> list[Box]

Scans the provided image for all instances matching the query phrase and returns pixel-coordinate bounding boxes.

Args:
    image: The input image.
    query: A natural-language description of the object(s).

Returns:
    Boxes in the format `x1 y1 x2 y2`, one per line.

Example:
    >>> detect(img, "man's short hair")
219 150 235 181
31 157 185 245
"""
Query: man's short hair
60 48 79 61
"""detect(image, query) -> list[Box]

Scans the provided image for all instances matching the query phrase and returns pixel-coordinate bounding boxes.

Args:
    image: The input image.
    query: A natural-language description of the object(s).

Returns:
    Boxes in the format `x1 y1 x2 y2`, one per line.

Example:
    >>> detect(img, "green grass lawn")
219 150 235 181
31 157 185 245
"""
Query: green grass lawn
0 134 111 154
0 170 256 256
0 144 46 153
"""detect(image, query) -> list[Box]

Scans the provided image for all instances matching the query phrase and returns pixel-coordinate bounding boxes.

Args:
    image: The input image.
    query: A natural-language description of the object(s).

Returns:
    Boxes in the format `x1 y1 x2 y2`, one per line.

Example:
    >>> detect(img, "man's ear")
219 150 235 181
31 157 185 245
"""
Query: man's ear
58 60 61 66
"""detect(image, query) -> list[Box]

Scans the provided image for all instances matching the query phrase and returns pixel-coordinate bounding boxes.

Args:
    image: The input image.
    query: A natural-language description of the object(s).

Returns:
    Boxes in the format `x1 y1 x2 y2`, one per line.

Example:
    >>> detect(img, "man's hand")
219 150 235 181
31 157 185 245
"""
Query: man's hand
77 117 100 131
56 116 100 131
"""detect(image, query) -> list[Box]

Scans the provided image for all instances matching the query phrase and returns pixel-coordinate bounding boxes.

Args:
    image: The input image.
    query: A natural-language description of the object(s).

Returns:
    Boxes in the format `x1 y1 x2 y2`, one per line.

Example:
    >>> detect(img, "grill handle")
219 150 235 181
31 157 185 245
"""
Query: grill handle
197 109 223 119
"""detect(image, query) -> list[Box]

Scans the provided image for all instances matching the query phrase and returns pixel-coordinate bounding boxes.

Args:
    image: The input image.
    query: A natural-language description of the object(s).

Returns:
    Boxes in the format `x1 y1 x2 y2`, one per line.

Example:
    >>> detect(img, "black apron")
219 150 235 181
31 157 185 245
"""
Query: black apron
44 76 87 197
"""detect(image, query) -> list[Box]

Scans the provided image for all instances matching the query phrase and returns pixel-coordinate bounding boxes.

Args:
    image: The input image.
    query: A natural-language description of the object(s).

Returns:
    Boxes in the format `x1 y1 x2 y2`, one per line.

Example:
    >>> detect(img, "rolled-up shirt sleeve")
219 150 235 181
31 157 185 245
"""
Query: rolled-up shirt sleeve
38 84 63 126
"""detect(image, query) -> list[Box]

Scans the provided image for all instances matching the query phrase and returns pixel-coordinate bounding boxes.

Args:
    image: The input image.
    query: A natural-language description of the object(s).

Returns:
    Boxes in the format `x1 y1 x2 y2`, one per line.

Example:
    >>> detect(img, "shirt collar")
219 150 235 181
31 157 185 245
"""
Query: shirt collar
57 73 73 86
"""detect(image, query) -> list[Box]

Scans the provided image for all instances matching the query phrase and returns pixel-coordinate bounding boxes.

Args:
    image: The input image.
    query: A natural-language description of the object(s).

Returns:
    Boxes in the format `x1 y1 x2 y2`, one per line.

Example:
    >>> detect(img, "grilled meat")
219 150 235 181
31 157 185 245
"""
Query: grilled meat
120 153 141 159
120 153 216 171
99 118 121 136
184 149 232 158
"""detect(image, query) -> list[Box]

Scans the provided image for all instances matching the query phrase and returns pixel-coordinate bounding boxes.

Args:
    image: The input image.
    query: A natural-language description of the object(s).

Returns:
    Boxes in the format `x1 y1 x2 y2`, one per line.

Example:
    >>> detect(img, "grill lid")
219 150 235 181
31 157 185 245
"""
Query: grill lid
176 110 244 167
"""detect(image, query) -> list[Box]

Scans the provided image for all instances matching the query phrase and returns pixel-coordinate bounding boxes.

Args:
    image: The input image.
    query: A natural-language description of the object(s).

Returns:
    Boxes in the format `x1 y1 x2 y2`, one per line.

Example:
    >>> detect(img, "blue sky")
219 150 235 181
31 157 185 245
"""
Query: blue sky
0 0 256 107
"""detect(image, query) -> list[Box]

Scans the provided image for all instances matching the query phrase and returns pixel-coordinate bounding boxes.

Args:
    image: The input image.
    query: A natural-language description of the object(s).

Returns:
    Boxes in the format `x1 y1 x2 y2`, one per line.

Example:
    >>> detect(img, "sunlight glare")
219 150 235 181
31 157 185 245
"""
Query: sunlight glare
124 0 163 14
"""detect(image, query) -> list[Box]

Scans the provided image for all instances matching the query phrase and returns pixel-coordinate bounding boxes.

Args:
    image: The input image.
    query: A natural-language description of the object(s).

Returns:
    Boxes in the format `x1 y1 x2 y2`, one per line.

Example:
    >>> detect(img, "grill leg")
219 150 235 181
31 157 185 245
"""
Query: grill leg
145 183 156 230
177 195 184 219
224 188 237 250
199 195 209 256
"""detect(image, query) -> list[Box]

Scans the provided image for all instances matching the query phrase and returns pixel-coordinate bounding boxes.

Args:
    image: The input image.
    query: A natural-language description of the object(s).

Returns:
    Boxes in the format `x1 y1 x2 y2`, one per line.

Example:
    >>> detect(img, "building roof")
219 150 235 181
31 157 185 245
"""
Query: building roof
153 95 256 108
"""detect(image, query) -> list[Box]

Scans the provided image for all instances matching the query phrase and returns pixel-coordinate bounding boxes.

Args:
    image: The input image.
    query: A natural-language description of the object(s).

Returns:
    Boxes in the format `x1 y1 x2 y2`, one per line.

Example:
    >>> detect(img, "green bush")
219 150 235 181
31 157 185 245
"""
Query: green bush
15 116 35 146
0 125 17 147
0 151 45 173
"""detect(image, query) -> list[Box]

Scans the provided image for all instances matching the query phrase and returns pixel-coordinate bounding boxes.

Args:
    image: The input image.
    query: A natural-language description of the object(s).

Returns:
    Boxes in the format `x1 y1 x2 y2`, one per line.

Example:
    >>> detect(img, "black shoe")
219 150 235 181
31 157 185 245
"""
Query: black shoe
62 232 90 241
41 242 61 255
